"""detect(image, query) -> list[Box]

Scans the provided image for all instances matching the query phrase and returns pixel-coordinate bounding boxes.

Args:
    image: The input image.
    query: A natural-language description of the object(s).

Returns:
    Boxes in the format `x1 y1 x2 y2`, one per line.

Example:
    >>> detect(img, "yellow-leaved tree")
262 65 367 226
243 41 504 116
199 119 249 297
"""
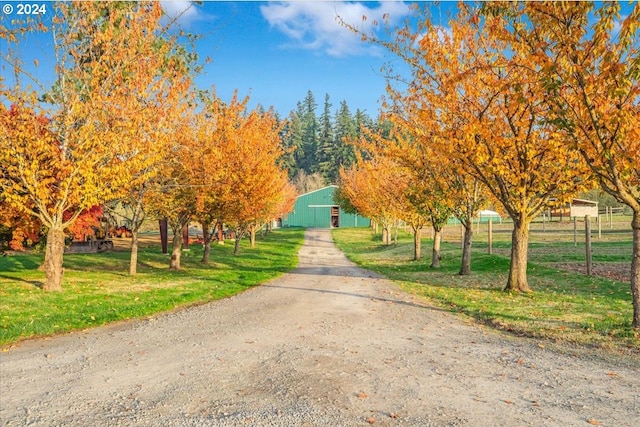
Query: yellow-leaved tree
338 152 406 247
0 1 191 289
355 4 589 291
504 1 640 327
215 97 293 255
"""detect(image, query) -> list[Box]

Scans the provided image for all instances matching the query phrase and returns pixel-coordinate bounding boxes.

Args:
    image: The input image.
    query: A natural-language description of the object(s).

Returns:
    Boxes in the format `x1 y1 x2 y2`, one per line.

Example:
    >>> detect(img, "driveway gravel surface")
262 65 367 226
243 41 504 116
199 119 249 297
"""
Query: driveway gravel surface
1 229 639 426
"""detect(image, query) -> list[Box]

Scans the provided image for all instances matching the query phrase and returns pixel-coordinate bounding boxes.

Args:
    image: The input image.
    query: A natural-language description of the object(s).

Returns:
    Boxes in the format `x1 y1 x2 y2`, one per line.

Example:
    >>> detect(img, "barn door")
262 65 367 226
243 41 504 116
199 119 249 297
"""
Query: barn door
331 206 340 228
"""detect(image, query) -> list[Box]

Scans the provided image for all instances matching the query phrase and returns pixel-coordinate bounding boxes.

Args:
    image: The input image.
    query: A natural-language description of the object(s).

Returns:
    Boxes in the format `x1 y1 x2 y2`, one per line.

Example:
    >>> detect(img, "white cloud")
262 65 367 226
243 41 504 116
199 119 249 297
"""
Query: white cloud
260 1 411 57
161 1 205 27
612 15 626 37
434 25 453 44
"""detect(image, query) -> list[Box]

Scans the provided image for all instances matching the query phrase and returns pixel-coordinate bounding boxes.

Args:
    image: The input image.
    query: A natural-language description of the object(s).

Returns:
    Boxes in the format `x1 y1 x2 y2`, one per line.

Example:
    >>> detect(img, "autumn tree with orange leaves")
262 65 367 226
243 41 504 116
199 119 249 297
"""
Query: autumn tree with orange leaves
147 111 198 271
112 42 194 275
367 117 489 271
339 153 404 247
356 4 588 292
188 95 230 264
0 1 194 288
349 126 452 265
211 95 294 255
495 2 640 327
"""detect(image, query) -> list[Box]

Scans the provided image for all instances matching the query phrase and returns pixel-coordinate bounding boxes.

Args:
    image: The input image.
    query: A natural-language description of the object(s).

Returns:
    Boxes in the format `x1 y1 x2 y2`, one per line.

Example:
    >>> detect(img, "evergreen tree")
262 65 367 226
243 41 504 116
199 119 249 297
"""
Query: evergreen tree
354 108 375 138
299 90 318 173
316 93 334 178
331 100 358 182
279 91 377 183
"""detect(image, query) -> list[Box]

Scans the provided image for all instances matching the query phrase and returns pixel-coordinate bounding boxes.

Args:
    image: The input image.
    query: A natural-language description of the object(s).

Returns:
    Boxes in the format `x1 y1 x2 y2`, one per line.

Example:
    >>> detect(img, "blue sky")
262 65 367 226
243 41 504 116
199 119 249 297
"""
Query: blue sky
2 2 635 117
159 0 634 116
164 0 453 116
1 1 459 117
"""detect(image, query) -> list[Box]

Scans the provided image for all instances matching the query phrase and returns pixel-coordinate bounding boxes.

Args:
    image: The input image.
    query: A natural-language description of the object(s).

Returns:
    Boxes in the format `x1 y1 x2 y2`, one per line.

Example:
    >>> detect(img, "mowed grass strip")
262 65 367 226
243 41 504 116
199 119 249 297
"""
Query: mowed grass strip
0 228 305 347
332 228 639 354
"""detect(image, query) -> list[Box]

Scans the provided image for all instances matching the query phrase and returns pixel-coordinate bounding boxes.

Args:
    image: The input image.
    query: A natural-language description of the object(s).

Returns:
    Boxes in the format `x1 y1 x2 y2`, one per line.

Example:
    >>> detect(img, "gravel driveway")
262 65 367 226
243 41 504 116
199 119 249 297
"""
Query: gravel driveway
1 229 639 426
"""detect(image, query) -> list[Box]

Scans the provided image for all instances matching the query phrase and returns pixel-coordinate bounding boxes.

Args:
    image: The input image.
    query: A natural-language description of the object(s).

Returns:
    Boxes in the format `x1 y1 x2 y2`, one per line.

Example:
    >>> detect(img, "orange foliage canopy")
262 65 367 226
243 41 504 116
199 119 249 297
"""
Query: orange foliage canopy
1 1 194 289
64 206 104 241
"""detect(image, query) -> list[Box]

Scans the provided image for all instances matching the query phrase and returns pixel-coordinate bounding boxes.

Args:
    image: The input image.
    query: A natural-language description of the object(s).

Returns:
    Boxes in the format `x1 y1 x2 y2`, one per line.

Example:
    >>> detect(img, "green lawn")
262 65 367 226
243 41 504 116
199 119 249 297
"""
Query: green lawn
332 227 639 354
0 228 304 347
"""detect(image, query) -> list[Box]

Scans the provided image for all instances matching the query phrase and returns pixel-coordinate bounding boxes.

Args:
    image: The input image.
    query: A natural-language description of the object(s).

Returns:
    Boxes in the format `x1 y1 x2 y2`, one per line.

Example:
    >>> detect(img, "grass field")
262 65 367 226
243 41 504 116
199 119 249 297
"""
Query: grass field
0 228 305 347
332 223 639 355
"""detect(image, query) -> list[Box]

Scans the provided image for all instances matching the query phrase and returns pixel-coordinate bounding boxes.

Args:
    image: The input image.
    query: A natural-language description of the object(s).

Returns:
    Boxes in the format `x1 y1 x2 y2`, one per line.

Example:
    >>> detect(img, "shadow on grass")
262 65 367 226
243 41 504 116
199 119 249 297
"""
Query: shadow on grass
0 255 42 272
468 307 634 340
0 274 43 288
61 250 161 274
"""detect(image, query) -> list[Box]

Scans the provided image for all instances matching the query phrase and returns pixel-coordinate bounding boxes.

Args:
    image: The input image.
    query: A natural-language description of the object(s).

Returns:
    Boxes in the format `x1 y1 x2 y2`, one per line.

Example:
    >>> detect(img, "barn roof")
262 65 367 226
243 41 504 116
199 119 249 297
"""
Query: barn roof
297 185 338 199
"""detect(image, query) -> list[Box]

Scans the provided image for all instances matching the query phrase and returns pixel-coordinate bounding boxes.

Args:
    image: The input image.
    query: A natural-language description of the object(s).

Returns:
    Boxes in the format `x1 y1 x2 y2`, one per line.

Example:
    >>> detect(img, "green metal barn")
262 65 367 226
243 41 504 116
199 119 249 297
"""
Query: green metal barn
282 185 370 228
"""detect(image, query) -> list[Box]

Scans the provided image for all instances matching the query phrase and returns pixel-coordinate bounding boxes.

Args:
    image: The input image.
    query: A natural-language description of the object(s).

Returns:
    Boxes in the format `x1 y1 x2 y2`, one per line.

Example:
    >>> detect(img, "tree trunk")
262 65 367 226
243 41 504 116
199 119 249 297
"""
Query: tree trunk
129 229 139 275
505 219 532 292
382 226 392 245
431 227 442 268
201 221 212 264
630 209 640 328
394 221 399 245
170 224 183 270
459 219 473 275
43 226 65 291
128 199 144 275
413 226 422 261
217 221 225 245
249 227 256 248
234 229 243 255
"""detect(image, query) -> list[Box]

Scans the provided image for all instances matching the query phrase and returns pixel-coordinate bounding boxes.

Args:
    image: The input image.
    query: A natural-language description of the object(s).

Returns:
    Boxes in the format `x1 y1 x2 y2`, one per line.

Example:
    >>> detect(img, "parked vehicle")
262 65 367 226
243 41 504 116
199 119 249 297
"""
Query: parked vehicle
113 226 132 238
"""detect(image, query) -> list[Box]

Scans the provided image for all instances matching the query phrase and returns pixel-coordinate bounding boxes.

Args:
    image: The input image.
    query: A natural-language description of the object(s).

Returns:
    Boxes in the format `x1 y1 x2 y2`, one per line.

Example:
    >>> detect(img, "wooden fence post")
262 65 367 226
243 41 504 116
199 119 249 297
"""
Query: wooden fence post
585 215 592 276
159 219 168 254
609 206 613 229
488 218 493 255
183 225 190 251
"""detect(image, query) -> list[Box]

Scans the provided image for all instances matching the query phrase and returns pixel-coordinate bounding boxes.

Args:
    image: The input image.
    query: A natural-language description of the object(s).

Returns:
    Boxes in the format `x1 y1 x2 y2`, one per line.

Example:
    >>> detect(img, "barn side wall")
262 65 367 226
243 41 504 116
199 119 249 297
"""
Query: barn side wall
282 186 370 228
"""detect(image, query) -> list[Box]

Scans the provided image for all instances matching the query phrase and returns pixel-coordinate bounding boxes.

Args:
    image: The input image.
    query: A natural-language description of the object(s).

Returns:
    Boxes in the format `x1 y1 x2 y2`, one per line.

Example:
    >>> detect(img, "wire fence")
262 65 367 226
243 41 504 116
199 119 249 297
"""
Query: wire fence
436 213 634 282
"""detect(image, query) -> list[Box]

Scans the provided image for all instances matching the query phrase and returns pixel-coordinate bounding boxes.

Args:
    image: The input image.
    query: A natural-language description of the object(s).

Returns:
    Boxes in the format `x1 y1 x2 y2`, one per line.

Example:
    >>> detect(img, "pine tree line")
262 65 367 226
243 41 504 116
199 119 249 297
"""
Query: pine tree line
278 90 377 188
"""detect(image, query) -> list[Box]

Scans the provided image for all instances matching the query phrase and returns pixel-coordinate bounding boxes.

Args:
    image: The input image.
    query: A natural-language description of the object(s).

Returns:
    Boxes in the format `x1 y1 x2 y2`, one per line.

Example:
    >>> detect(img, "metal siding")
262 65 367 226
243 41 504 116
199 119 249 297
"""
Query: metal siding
287 187 335 228
311 207 332 228
284 186 370 228
339 210 370 228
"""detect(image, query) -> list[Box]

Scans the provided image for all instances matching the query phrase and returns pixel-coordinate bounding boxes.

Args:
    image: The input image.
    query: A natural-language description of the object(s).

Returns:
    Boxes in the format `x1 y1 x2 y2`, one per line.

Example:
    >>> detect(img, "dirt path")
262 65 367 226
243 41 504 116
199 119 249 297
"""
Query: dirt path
1 229 638 426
